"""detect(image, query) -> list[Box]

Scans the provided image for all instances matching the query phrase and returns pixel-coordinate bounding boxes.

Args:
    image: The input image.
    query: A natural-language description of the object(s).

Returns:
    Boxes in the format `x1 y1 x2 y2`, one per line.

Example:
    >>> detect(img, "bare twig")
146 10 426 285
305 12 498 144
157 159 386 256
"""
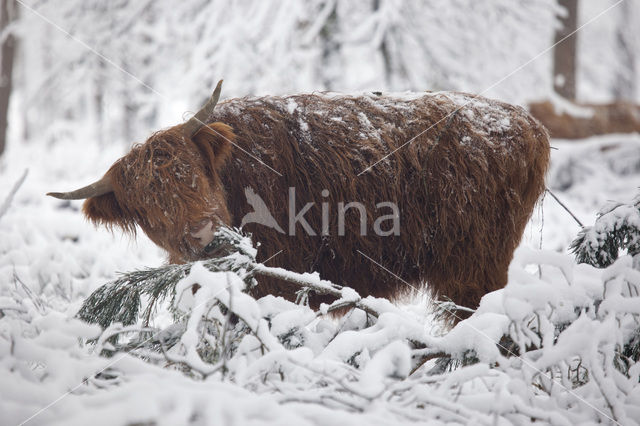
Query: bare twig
546 188 584 227
0 168 28 221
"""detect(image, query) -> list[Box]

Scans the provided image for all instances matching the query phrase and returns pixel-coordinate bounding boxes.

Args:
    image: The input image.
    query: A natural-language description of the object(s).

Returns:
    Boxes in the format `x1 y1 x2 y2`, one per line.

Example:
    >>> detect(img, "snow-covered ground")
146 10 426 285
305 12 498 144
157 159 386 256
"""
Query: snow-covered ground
1 132 640 425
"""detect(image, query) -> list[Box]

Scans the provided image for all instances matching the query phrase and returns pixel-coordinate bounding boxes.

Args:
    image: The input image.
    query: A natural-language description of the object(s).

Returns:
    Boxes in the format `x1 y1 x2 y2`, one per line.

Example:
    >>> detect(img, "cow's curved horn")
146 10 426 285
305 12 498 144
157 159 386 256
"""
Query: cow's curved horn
183 79 223 138
47 175 113 200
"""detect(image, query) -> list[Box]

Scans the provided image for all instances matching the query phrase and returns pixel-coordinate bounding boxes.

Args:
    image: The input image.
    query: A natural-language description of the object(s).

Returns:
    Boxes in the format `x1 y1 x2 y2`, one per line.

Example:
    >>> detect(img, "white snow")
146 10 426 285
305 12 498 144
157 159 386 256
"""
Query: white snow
2 1 640 423
3 130 640 426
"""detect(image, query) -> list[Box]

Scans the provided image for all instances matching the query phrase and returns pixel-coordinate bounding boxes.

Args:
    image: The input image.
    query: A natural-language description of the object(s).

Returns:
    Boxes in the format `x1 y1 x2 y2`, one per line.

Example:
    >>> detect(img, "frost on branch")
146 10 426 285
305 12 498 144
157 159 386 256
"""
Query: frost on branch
571 192 640 268
77 227 258 329
63 227 640 423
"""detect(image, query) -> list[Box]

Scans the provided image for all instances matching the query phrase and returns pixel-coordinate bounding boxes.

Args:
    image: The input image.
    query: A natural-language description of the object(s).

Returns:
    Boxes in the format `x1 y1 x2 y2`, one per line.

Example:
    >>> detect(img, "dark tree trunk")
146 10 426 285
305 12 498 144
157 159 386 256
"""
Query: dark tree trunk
0 0 15 156
553 0 578 100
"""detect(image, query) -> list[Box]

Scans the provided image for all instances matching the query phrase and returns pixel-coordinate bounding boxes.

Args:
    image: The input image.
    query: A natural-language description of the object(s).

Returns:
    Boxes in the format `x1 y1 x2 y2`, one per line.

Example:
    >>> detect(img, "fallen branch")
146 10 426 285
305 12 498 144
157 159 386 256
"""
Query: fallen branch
251 263 381 318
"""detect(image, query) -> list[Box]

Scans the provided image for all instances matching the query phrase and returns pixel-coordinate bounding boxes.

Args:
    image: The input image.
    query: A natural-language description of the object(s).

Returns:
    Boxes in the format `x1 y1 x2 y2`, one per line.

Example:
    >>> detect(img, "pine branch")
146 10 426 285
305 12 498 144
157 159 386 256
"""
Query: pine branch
570 197 640 267
77 225 389 330
77 226 256 328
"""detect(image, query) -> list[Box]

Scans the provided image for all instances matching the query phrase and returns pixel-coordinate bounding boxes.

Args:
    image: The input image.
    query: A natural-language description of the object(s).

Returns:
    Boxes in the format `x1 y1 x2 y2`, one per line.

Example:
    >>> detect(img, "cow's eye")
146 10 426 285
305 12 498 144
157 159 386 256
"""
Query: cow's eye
190 218 210 234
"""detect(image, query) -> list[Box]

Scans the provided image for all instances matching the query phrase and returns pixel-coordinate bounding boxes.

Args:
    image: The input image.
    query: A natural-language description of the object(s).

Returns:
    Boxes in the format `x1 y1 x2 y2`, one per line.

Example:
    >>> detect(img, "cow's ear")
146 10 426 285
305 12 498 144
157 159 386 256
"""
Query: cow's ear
191 122 234 170
83 192 136 234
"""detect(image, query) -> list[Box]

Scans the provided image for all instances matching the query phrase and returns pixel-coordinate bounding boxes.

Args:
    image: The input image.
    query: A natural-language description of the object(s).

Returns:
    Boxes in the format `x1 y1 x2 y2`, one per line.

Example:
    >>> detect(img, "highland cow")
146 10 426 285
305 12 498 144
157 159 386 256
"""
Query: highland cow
48 81 550 315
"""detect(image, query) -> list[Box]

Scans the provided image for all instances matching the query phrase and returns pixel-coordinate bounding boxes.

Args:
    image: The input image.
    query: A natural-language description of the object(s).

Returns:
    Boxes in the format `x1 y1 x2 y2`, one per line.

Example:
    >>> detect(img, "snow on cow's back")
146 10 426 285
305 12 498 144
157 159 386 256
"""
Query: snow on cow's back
431 91 549 157
215 90 524 131
438 92 514 134
211 92 430 153
210 91 544 160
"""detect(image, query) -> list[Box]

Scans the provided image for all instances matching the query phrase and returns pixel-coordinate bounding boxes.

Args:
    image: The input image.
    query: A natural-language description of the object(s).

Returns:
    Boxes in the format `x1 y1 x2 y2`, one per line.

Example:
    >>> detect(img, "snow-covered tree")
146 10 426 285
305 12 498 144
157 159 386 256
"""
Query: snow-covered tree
9 0 563 154
0 0 16 156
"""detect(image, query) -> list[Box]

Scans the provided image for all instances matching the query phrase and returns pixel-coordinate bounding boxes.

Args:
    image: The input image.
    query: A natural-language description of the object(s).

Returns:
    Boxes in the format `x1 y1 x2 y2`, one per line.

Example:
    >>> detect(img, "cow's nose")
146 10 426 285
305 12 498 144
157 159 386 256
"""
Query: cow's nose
190 219 215 247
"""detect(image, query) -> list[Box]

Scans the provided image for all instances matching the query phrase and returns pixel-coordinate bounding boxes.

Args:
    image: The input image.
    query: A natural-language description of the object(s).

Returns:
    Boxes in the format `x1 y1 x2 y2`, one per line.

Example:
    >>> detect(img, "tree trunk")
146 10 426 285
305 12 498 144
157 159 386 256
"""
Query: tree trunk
319 1 340 91
553 0 578 100
373 0 392 87
94 58 105 146
613 1 637 101
0 0 15 156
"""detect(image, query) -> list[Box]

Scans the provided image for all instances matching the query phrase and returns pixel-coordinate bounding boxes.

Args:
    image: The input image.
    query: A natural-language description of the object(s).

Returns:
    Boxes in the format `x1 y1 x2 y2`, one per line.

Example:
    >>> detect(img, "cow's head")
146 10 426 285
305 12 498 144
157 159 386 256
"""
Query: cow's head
48 81 235 263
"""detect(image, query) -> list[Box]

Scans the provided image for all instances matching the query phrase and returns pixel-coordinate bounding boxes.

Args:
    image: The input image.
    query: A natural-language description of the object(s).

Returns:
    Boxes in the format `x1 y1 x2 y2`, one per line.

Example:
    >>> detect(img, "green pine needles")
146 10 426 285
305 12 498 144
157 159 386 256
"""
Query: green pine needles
77 226 257 328
571 194 640 267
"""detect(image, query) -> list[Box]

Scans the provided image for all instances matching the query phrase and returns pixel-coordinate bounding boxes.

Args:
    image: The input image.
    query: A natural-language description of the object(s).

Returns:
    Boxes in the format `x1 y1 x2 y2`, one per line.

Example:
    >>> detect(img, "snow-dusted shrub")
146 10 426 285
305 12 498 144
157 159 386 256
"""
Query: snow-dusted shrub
49 228 640 425
571 191 640 268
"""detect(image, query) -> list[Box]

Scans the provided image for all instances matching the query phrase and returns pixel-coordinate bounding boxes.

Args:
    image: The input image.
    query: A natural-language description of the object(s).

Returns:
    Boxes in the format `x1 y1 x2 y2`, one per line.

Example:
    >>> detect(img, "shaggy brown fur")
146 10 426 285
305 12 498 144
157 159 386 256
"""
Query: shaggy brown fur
529 100 640 139
83 91 550 315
